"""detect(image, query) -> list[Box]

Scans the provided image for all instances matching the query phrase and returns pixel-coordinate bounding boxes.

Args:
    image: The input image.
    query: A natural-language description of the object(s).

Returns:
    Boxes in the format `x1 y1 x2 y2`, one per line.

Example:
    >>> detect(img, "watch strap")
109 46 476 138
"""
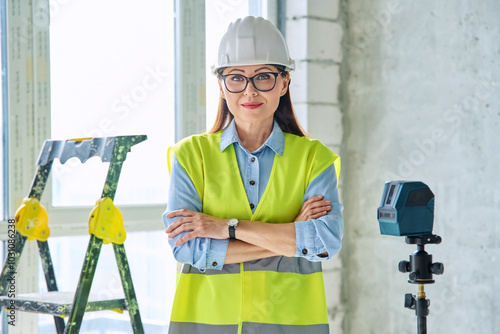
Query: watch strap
228 225 236 240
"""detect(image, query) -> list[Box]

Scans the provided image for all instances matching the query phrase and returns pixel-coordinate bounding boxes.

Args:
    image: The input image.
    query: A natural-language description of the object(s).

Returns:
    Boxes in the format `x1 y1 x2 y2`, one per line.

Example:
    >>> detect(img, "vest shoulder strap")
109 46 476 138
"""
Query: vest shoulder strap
169 132 223 200
283 133 341 182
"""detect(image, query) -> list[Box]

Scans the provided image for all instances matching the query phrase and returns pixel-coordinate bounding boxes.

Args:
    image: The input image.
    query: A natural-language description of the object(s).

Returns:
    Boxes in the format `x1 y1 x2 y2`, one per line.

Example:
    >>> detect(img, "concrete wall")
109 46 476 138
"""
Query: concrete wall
343 1 500 333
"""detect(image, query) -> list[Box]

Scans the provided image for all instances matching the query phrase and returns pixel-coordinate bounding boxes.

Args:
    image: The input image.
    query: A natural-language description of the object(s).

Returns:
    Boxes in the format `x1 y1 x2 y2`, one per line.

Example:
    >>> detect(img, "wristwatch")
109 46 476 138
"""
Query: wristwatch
227 218 239 240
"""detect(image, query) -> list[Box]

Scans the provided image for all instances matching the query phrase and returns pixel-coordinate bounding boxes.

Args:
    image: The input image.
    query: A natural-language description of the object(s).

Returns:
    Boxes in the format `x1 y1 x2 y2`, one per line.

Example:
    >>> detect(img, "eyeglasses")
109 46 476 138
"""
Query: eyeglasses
220 72 283 93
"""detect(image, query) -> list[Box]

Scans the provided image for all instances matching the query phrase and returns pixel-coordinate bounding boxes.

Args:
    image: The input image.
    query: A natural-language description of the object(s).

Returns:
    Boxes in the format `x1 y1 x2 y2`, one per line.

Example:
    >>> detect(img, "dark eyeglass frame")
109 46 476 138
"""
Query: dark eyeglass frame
220 72 284 93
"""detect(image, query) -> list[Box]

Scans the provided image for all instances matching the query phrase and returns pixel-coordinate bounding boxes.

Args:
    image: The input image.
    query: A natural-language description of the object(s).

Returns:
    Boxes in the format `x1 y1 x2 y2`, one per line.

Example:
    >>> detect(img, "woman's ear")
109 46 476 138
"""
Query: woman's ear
218 80 225 99
280 73 290 97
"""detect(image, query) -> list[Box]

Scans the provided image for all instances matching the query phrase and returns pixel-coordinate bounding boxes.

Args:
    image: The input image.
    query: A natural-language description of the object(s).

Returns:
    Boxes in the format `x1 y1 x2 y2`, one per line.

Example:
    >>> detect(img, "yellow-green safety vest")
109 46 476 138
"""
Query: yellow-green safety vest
167 130 340 334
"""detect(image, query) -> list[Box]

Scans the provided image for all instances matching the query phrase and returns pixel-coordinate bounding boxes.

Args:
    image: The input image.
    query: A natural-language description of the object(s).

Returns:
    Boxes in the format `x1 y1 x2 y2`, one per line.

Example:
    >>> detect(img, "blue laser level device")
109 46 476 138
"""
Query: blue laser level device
377 181 443 334
377 181 434 236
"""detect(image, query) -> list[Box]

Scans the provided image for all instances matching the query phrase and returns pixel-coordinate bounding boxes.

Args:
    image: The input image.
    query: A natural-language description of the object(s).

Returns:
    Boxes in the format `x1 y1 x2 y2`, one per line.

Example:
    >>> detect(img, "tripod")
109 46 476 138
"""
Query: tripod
398 235 444 334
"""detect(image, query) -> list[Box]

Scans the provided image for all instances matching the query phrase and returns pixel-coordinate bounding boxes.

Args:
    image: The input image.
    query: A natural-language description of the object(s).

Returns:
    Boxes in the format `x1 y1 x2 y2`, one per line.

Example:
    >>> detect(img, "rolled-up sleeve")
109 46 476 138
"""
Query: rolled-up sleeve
162 154 229 272
294 163 343 261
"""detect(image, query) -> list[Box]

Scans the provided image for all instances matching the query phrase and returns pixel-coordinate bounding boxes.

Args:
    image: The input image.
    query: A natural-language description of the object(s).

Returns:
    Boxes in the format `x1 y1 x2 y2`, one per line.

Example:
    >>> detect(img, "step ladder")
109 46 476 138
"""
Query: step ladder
0 135 147 334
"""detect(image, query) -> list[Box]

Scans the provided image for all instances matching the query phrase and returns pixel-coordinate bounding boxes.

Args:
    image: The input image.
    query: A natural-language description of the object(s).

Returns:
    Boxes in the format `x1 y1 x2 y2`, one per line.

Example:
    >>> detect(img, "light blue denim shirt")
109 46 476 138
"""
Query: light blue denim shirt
162 119 343 272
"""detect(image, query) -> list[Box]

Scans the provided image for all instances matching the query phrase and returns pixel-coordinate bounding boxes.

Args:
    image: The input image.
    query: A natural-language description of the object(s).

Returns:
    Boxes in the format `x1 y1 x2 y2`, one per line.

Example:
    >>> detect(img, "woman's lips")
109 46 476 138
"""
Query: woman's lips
242 102 263 109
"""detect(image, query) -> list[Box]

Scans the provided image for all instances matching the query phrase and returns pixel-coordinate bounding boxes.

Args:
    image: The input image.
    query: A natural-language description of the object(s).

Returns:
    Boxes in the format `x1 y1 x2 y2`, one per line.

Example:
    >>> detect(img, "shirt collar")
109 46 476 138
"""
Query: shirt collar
220 119 285 157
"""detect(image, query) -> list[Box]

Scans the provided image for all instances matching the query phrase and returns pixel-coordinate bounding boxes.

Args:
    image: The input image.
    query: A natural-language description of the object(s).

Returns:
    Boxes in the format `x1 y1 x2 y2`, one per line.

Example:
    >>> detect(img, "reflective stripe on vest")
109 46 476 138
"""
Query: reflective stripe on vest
169 131 340 333
169 322 329 334
181 256 322 275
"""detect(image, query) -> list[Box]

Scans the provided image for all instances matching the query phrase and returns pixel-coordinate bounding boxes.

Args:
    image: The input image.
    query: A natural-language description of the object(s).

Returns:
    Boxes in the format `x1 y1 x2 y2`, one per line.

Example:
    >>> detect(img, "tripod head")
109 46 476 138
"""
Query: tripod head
398 234 444 284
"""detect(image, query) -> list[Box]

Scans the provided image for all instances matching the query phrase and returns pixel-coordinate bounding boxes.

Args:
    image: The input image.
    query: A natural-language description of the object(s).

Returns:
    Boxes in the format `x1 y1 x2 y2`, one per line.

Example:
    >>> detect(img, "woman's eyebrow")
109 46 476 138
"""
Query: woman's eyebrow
227 68 245 74
226 66 274 74
253 66 274 72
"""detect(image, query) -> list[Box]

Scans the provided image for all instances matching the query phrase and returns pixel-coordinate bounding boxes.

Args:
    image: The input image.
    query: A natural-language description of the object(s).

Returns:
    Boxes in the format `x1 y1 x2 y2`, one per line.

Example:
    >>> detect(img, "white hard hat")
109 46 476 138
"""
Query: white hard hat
211 16 295 75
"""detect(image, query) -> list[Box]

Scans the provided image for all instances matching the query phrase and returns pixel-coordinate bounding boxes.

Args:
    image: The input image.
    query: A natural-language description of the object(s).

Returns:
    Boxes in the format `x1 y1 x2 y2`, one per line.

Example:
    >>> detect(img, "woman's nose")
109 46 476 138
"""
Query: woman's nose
243 80 259 96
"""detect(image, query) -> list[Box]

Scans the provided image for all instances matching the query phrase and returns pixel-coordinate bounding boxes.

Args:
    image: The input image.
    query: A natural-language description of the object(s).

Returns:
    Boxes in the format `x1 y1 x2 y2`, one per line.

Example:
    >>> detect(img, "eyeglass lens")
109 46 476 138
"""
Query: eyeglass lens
223 72 278 93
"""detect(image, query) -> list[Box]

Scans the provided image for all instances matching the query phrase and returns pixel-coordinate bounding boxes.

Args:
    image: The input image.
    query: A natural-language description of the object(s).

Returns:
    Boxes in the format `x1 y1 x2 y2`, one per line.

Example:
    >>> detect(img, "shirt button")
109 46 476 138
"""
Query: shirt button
302 248 308 255
212 261 218 266
250 180 255 186
251 157 255 162
250 203 255 209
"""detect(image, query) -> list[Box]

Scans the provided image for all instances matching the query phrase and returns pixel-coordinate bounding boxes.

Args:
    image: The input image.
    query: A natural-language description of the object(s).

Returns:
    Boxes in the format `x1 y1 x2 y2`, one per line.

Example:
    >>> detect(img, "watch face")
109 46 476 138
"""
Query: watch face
227 218 238 226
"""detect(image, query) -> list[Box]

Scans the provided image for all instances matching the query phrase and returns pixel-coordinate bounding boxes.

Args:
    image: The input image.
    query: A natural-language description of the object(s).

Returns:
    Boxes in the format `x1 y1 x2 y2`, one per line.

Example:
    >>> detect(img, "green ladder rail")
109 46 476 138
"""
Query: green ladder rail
0 135 147 334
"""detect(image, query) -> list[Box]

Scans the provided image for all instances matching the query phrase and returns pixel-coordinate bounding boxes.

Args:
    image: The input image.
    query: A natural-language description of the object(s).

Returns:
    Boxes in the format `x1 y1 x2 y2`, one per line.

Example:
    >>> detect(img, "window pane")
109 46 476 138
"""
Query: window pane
49 0 174 206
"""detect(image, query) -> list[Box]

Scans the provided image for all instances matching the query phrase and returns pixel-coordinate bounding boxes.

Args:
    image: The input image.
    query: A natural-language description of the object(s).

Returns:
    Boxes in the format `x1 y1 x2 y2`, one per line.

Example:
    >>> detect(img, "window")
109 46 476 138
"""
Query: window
49 0 174 207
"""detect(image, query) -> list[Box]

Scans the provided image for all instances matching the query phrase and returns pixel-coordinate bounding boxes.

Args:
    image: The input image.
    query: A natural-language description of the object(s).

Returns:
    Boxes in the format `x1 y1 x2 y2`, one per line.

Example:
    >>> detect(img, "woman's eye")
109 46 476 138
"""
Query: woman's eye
230 75 245 82
256 73 271 80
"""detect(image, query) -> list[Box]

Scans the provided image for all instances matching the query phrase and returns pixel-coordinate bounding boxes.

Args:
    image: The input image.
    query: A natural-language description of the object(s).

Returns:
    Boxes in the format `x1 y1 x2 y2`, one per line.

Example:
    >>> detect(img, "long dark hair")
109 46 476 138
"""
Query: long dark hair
208 75 307 137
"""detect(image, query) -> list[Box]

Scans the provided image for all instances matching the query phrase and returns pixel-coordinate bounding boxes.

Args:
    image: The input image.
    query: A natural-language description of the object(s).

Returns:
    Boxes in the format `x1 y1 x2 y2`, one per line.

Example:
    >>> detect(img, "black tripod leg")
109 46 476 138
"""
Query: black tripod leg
416 297 428 334
417 315 426 334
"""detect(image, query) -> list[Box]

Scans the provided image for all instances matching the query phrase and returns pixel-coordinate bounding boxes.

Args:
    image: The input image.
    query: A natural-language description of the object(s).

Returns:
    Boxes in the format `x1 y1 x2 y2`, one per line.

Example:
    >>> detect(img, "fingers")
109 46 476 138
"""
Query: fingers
308 204 332 215
303 197 331 212
165 209 198 234
165 217 186 234
164 227 198 246
165 219 200 246
302 195 323 207
165 212 226 245
303 196 329 209
297 196 332 221
308 211 329 220
308 201 331 211
167 221 194 239
175 232 198 246
301 209 329 221
166 209 195 219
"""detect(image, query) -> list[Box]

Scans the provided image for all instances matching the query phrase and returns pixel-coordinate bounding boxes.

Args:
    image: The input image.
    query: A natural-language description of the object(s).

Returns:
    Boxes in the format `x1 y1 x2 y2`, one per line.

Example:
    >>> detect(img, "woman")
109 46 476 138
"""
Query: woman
163 16 343 334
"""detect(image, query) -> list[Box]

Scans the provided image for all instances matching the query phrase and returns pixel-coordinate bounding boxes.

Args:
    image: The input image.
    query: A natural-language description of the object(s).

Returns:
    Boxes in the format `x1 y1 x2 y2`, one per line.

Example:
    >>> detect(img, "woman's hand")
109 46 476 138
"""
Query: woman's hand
165 209 227 246
294 196 331 222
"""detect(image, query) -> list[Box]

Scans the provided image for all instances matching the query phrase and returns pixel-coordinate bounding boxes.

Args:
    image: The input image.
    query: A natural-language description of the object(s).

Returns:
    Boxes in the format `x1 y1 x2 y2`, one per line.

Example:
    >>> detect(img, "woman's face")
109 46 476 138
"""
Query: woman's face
219 64 289 128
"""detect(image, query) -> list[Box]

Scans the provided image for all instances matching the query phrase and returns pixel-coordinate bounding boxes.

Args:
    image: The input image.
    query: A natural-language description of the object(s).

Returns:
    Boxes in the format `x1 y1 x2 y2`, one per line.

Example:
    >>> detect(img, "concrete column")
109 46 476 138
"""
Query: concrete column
287 0 343 153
